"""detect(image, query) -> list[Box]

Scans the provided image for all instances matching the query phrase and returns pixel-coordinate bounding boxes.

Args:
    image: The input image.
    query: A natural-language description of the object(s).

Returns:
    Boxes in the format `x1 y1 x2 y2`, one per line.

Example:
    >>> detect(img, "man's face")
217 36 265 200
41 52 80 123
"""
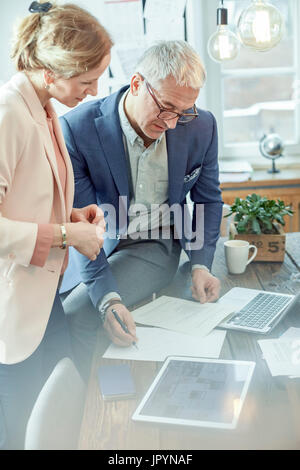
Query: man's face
131 74 199 142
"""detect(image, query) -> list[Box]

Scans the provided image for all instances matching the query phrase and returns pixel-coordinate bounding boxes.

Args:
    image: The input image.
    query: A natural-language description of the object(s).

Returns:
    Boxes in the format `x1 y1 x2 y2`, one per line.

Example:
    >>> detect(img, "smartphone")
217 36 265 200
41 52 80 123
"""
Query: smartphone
98 364 136 401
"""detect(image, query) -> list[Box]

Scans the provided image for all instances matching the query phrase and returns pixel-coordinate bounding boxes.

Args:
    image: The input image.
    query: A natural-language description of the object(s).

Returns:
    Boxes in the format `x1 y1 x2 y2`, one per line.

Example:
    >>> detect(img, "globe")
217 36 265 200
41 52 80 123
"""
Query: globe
259 133 284 173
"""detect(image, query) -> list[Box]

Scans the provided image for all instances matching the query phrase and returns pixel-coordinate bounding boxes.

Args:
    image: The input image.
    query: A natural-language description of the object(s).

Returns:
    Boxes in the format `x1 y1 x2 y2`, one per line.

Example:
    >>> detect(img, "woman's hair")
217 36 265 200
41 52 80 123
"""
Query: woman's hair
11 1 113 78
135 40 206 90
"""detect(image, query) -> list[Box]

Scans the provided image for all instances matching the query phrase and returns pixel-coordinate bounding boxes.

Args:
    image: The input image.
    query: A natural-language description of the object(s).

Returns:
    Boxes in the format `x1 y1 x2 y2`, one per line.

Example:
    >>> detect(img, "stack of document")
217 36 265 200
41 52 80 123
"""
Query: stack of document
103 327 227 362
131 296 235 337
219 160 253 183
258 328 300 378
103 296 237 362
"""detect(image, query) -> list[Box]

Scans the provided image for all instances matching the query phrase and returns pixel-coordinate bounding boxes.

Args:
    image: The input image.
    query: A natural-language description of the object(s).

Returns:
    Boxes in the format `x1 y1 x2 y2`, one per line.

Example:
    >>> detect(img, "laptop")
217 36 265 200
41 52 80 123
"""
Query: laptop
218 287 300 334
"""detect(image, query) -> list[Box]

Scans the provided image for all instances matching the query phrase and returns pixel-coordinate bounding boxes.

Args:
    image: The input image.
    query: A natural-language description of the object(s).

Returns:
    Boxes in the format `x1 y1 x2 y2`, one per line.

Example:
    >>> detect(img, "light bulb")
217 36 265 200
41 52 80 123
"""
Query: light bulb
237 0 284 51
207 5 240 63
208 25 240 62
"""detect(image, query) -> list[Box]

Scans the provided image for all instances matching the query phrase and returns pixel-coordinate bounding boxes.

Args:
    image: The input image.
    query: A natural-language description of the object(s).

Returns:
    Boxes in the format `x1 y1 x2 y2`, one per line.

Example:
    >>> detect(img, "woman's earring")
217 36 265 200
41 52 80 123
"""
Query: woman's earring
45 84 50 91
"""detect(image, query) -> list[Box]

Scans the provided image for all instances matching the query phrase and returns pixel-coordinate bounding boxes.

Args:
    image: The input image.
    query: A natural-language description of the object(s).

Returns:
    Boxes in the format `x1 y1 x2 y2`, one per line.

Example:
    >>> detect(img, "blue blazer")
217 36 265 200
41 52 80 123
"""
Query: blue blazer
59 86 223 308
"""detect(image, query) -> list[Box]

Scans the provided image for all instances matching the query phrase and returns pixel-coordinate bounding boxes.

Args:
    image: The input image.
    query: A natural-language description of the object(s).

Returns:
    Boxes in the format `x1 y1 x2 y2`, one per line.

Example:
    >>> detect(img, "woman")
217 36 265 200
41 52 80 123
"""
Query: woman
0 1 112 449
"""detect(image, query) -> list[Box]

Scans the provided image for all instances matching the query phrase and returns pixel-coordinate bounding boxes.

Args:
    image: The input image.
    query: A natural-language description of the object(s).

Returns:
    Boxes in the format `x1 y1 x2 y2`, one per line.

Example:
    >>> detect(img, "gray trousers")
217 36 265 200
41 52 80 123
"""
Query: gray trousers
62 231 181 381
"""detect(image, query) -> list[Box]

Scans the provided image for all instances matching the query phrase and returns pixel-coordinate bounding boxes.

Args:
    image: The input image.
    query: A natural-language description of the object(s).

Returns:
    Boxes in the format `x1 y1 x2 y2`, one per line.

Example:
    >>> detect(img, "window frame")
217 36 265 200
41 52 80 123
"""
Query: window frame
186 0 300 163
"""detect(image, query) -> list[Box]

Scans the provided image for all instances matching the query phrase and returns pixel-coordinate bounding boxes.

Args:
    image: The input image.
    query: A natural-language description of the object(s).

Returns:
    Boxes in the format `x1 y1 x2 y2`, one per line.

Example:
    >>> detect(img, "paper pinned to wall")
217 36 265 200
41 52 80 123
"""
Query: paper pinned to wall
145 17 185 42
110 44 147 81
144 0 187 19
102 0 144 44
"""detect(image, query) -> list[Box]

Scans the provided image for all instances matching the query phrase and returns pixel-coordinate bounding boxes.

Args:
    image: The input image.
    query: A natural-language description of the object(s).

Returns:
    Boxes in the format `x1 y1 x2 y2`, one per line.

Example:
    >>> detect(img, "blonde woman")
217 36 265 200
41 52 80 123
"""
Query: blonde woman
0 1 112 449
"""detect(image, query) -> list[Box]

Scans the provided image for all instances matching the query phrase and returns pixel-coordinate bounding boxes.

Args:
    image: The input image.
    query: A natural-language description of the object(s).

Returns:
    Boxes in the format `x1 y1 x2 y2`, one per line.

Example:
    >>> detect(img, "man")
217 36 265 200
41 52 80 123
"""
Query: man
60 40 223 356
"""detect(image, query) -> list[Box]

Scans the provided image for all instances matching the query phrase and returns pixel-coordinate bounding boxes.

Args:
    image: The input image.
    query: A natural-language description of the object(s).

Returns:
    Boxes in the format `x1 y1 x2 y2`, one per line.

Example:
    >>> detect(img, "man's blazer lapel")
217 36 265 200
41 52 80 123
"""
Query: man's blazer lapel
166 125 189 204
94 90 130 202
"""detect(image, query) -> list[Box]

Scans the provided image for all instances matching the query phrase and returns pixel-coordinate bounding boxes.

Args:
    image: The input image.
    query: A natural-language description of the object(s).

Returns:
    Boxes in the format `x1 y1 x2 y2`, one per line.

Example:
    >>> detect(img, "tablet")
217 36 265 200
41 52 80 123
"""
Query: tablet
132 356 255 430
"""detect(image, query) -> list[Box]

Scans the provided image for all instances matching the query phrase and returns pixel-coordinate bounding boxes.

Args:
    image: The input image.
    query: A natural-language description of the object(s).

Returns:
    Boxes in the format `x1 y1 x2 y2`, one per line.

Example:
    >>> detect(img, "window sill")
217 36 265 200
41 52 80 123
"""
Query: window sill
220 155 300 171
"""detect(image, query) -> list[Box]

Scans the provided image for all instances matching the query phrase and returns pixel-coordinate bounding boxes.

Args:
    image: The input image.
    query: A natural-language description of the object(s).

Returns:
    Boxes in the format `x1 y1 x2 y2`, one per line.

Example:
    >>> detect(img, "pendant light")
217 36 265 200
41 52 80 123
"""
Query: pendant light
237 0 284 52
207 1 240 63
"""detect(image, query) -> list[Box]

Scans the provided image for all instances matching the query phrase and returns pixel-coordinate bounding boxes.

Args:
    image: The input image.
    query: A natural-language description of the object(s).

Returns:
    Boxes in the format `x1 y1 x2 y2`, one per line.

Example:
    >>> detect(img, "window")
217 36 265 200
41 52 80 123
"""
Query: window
188 0 300 161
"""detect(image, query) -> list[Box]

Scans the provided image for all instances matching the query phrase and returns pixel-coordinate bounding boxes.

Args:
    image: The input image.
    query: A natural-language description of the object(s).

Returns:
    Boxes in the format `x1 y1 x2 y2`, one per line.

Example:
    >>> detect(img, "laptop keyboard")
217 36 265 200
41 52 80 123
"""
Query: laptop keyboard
227 293 291 330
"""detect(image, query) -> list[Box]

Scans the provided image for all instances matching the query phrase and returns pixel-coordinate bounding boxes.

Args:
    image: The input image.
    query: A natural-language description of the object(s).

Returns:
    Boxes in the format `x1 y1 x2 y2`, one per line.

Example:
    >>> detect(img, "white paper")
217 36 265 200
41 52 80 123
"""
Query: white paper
103 326 227 362
280 327 300 340
218 161 253 173
258 338 300 377
278 328 300 377
145 17 185 42
110 44 147 81
144 0 187 19
102 0 144 44
219 172 252 183
132 296 236 338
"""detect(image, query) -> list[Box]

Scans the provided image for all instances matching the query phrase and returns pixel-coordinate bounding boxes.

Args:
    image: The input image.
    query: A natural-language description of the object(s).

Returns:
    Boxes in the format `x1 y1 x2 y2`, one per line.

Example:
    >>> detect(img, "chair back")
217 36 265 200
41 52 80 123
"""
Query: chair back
25 357 86 450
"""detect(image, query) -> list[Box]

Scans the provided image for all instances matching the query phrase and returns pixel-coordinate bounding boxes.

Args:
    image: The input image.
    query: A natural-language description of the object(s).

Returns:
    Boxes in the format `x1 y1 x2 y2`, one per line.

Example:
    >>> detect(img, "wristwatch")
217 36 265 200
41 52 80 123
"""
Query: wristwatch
99 299 122 323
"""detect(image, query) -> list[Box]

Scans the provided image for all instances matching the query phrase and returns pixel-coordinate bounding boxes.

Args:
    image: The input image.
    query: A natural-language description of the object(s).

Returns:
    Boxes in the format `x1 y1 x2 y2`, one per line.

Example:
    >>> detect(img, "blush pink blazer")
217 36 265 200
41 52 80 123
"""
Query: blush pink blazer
0 73 74 364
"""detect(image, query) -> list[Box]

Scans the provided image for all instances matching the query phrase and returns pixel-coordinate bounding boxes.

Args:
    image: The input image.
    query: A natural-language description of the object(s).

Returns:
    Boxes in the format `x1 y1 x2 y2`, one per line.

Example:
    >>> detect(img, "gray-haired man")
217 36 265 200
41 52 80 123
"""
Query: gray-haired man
60 41 223 368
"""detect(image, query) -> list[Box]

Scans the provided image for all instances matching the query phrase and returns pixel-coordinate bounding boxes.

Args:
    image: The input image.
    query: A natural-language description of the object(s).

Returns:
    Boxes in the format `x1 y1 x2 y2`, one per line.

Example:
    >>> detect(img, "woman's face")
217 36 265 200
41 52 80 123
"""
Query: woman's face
49 54 111 107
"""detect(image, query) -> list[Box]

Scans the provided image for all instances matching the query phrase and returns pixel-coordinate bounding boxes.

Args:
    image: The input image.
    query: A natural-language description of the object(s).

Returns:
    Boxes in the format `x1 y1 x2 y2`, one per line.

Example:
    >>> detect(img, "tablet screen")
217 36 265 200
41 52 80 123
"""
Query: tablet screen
132 357 255 429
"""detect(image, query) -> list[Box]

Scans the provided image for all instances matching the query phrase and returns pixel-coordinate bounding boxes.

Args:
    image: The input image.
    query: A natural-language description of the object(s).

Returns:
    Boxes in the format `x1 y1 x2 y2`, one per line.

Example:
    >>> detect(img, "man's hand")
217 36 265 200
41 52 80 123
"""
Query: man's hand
191 268 220 303
103 303 138 347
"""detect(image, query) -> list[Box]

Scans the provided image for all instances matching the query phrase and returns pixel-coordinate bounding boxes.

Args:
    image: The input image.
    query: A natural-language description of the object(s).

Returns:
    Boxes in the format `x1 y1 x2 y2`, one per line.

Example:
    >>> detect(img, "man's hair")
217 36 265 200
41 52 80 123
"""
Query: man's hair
11 1 113 78
135 40 206 90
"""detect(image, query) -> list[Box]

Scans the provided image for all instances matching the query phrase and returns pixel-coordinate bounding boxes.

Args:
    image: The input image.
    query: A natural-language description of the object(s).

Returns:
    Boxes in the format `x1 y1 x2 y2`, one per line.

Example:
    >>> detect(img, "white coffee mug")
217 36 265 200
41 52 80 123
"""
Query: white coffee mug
224 240 258 274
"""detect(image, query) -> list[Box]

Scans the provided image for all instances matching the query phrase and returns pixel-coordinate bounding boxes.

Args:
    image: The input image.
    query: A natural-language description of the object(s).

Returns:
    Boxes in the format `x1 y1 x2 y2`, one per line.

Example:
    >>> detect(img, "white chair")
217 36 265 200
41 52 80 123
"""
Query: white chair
24 357 86 450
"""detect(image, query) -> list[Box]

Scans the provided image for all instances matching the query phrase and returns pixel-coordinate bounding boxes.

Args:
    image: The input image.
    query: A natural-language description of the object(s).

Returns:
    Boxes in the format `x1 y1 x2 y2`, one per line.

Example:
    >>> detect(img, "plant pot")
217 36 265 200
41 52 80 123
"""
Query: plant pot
229 223 286 262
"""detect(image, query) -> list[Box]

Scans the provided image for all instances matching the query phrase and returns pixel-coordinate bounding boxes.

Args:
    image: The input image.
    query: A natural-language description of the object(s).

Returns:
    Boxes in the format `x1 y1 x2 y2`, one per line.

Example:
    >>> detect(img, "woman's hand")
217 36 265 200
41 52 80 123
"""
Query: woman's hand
71 205 105 228
65 221 105 261
67 205 106 260
52 206 105 260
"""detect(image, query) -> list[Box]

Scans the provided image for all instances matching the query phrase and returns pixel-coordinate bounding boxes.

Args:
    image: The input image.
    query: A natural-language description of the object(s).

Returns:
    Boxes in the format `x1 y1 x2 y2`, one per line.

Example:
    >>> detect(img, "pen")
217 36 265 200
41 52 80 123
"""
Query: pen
111 308 138 349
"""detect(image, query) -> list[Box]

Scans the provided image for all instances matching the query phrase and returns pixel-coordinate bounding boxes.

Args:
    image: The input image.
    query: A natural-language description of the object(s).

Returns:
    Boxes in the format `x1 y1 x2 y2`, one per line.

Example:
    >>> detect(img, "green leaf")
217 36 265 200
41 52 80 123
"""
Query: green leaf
274 214 285 225
251 218 261 234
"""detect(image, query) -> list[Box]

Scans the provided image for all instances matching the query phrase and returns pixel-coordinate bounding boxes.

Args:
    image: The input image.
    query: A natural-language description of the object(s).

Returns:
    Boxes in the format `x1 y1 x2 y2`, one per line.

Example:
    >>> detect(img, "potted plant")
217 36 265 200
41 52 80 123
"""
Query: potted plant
225 193 294 262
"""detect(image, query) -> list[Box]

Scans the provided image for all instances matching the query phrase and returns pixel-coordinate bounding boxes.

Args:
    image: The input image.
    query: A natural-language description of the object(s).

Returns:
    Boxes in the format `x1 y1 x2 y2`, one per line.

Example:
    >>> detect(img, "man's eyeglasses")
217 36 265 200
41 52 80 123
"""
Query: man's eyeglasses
139 74 198 125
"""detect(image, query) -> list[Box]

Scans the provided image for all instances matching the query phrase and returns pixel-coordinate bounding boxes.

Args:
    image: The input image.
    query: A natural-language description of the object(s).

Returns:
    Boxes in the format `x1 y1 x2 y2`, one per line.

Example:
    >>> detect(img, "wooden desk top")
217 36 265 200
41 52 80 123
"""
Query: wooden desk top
78 234 300 450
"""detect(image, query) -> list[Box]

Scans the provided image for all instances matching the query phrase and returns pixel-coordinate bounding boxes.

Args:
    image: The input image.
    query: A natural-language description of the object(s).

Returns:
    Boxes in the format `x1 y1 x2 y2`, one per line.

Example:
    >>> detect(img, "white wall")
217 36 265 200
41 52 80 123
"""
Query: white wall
0 1 30 83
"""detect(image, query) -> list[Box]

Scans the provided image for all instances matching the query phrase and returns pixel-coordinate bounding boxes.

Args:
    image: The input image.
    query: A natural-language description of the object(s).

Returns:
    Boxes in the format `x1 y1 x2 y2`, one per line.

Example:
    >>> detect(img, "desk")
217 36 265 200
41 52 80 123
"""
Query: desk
78 233 300 450
221 169 300 232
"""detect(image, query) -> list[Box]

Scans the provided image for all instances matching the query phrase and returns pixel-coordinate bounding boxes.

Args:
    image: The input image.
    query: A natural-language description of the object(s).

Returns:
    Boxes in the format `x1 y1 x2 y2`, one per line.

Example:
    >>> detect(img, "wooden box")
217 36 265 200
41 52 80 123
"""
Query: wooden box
229 223 286 262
